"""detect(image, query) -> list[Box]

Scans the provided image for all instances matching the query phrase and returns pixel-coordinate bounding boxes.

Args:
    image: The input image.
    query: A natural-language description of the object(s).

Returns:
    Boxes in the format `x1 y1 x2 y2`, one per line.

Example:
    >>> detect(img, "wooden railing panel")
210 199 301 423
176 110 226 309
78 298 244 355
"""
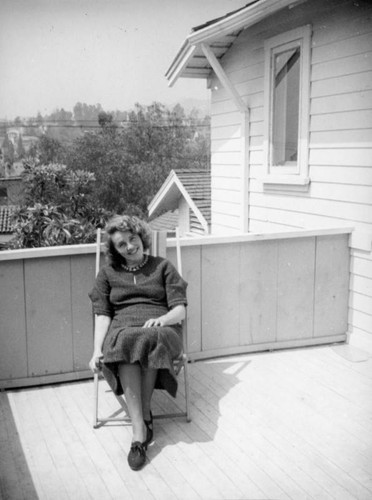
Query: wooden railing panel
0 228 351 386
201 243 240 351
239 240 278 345
0 260 28 380
314 234 350 337
70 254 95 371
24 256 74 376
167 244 202 354
276 238 316 342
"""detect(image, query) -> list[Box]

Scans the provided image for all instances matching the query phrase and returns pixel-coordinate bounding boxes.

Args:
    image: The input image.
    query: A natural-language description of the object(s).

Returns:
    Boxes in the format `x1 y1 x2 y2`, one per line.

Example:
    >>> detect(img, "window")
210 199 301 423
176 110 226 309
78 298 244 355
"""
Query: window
263 26 311 190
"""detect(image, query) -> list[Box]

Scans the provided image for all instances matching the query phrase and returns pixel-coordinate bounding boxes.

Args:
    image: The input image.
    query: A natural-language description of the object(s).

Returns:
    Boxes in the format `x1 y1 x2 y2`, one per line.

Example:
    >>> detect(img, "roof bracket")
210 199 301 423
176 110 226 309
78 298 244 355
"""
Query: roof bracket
200 43 248 114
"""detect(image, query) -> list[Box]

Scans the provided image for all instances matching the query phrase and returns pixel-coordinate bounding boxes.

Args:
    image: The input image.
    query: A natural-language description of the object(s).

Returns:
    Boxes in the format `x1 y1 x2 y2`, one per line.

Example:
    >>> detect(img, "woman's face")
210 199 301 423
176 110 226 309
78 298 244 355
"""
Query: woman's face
111 230 144 266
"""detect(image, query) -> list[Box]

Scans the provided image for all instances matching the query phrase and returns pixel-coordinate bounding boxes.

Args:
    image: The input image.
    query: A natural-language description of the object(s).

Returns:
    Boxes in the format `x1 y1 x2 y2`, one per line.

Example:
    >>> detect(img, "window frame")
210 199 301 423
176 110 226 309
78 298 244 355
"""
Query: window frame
262 25 312 191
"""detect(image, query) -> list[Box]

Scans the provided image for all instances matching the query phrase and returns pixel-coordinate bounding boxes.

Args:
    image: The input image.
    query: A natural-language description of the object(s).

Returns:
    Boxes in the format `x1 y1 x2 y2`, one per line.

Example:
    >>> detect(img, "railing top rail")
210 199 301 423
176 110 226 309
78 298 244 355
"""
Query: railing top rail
167 227 354 248
0 226 353 261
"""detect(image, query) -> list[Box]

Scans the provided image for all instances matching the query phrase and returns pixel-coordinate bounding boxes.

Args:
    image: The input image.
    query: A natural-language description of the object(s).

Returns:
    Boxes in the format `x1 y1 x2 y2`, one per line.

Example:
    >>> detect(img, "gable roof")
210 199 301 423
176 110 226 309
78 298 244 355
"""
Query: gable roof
0 206 16 233
148 169 211 232
166 0 306 86
148 210 179 233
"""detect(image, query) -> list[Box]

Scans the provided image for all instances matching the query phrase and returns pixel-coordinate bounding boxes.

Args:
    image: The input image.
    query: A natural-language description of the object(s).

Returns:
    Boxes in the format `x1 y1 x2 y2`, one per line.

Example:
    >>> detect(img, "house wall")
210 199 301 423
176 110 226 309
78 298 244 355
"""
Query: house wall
209 0 372 336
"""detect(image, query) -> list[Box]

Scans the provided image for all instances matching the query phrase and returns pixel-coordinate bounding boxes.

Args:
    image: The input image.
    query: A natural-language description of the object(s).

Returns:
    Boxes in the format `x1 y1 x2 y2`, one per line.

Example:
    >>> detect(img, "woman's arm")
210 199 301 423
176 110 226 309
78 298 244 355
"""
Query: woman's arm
89 315 112 372
143 304 185 328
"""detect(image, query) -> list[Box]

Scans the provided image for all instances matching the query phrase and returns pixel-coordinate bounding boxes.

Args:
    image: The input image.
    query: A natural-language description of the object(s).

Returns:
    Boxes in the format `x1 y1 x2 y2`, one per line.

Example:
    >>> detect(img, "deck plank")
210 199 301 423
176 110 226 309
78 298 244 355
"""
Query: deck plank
1 334 372 500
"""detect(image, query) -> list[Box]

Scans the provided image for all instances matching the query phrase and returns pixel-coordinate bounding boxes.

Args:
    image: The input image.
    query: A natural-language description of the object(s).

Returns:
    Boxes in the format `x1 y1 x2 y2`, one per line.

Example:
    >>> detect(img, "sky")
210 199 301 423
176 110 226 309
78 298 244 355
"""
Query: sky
0 0 246 120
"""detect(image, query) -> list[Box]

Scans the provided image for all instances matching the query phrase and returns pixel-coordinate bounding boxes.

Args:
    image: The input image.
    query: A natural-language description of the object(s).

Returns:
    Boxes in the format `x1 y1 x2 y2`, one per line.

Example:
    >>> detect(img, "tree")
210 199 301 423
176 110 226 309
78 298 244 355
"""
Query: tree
17 134 26 159
66 102 210 217
6 160 112 249
1 134 14 165
29 135 66 164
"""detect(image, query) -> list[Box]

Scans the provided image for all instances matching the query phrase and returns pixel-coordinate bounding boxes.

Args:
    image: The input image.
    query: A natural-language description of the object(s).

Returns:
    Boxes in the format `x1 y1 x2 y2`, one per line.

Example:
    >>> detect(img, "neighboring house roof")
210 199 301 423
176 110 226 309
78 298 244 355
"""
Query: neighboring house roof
148 210 179 233
0 205 16 233
166 0 305 85
148 169 211 233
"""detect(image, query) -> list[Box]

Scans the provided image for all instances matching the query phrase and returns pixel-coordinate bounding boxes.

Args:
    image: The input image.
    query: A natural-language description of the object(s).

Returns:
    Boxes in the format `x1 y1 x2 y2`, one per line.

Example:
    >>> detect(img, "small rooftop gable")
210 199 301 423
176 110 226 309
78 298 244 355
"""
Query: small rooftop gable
148 169 211 233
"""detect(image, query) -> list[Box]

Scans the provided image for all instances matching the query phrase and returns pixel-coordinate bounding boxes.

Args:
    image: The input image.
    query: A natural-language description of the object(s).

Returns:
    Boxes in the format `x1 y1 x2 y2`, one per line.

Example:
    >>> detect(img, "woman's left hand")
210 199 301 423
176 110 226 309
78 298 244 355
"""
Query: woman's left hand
143 316 166 328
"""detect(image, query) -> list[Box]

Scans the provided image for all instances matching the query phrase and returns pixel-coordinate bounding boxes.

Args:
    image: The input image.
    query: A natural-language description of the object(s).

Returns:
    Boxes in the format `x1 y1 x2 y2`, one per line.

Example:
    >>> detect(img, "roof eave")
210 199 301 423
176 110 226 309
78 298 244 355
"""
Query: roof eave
166 0 307 85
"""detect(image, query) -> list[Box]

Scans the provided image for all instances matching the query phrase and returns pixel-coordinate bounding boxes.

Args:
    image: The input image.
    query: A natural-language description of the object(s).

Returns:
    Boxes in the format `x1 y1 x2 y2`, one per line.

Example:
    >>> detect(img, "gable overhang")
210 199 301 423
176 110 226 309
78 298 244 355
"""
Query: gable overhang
148 171 209 234
166 0 307 87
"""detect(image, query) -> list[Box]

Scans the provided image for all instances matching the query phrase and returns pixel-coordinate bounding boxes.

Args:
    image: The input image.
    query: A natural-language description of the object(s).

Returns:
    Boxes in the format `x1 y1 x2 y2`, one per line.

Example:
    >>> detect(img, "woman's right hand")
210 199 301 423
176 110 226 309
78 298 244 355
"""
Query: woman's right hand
89 352 103 373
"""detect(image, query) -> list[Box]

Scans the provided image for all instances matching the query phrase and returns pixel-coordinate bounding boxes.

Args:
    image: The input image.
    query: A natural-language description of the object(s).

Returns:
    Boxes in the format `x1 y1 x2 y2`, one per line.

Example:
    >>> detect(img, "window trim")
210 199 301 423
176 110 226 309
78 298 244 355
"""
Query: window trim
262 25 312 191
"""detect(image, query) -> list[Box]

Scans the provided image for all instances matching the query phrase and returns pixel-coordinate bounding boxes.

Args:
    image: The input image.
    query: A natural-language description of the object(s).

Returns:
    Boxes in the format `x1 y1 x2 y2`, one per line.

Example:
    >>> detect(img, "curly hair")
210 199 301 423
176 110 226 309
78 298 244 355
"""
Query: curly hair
104 215 152 268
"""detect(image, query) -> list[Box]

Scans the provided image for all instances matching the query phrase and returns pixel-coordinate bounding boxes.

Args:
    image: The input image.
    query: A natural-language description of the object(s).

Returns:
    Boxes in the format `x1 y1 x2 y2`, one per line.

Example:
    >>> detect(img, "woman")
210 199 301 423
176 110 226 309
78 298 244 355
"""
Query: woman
89 215 187 471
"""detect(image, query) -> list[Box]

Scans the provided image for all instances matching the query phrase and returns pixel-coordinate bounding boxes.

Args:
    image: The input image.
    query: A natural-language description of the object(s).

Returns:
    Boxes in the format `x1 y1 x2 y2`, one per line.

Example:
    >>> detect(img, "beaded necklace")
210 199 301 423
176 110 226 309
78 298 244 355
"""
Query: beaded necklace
121 254 148 272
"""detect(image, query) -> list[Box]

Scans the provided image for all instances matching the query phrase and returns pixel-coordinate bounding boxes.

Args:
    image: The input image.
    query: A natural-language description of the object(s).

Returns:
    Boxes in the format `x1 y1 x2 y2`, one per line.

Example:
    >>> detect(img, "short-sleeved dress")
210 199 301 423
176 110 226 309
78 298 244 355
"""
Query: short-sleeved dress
89 255 187 398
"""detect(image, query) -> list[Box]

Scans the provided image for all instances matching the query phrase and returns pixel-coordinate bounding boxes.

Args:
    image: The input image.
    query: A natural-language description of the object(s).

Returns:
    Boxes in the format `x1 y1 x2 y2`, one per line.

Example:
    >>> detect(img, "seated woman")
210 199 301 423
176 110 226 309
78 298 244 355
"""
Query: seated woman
89 215 187 471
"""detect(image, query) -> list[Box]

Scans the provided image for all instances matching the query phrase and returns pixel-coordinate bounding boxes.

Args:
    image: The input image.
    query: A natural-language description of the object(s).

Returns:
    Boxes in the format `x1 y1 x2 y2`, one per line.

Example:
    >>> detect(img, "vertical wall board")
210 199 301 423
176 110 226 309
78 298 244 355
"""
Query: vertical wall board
167 245 202 354
70 254 95 370
201 243 240 351
25 257 73 376
276 238 315 341
313 234 350 337
0 261 28 380
239 240 278 345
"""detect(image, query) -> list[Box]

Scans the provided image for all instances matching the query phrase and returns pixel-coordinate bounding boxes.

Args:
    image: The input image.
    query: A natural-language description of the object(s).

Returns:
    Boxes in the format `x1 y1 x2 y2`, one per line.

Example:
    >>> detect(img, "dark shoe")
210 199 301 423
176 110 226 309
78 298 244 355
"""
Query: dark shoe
144 411 153 445
128 441 147 471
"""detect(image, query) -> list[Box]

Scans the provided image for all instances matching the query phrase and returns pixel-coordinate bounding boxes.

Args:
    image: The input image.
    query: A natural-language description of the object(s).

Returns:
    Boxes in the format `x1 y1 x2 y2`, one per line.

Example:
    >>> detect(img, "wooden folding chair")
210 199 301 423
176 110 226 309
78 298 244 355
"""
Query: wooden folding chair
92 228 191 428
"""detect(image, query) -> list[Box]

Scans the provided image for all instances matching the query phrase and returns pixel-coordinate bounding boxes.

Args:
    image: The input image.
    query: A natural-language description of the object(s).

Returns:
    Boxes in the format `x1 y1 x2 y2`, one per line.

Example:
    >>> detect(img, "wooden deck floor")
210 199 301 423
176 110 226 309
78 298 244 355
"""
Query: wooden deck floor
1 332 372 500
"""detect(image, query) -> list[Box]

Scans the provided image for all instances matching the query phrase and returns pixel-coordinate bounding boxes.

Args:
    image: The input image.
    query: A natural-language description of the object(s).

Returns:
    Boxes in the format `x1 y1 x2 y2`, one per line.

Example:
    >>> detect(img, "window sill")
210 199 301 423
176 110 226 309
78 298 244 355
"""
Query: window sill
261 176 310 192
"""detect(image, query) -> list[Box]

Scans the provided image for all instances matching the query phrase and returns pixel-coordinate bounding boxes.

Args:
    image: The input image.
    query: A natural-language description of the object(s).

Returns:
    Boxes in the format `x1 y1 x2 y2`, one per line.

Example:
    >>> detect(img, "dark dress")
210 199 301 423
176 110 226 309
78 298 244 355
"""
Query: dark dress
89 255 188 397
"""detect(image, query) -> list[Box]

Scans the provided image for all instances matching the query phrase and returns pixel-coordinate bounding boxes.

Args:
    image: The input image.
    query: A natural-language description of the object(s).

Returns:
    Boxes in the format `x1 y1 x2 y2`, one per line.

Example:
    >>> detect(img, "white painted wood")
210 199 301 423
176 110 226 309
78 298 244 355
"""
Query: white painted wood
309 165 372 185
311 90 372 115
249 192 372 223
309 148 372 167
310 128 372 148
313 235 350 337
312 51 372 81
349 291 372 317
311 72 372 99
352 254 372 279
211 150 242 165
311 31 372 64
311 109 372 132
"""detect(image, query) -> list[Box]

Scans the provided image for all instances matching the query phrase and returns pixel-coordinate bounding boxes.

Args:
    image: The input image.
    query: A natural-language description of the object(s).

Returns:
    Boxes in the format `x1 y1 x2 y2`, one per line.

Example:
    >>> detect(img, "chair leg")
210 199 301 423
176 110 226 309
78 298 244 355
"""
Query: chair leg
183 361 191 422
93 372 99 428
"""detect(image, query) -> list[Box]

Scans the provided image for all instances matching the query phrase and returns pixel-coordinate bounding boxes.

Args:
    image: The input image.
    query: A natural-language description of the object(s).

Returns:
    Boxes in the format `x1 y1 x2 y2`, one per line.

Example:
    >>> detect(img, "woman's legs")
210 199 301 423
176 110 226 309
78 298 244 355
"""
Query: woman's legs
118 363 146 443
141 368 158 422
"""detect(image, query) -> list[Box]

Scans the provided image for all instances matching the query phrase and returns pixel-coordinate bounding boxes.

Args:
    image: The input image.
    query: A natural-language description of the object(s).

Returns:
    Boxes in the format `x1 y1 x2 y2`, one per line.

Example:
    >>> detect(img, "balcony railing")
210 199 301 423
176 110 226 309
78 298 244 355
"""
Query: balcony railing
0 227 352 389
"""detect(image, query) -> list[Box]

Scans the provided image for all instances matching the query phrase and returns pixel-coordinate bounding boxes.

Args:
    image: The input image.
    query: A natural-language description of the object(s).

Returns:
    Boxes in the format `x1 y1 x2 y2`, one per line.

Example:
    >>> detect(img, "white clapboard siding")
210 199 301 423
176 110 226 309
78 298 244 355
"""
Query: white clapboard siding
212 163 242 178
309 166 372 185
349 291 372 316
212 190 244 204
311 31 372 65
312 52 372 81
311 70 372 98
249 205 349 232
212 200 242 218
310 129 372 148
310 109 372 131
311 90 372 115
212 176 242 192
250 192 372 224
211 151 242 166
352 254 372 278
207 0 372 337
